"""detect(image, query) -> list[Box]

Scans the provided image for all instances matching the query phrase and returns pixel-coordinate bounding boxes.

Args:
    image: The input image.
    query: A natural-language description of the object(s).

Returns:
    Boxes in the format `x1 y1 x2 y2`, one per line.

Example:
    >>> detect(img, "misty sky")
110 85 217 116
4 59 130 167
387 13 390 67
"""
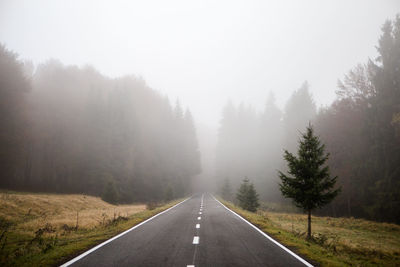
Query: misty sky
0 0 398 126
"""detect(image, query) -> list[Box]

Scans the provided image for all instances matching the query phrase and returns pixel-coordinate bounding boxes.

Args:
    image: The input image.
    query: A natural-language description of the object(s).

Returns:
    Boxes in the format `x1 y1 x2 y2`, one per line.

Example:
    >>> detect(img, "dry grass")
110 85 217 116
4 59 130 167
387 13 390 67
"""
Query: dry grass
261 211 400 256
0 191 181 266
0 192 146 233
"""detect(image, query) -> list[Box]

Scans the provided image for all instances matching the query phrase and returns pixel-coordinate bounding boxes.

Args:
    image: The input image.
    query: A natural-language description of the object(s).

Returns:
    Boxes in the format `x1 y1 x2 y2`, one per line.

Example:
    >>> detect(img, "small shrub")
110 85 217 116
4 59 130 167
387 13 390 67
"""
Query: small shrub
61 224 75 233
146 202 159 210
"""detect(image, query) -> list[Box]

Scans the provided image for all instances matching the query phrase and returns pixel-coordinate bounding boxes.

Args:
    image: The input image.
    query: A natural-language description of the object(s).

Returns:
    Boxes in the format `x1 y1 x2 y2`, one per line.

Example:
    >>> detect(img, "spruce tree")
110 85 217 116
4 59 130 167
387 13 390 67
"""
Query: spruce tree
236 177 260 212
236 178 249 208
246 183 260 212
279 123 340 239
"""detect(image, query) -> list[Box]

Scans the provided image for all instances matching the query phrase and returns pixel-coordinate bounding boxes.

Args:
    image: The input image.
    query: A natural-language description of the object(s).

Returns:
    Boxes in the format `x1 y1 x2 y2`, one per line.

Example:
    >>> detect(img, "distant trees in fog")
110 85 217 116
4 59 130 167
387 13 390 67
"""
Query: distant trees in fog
315 16 400 223
216 15 400 223
0 47 201 203
216 83 316 203
220 178 232 201
0 45 31 190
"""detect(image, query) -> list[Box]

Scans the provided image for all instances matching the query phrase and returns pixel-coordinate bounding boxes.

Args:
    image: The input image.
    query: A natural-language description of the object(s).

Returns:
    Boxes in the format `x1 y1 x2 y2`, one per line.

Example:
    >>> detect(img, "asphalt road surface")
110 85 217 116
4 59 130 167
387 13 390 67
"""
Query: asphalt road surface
63 193 312 267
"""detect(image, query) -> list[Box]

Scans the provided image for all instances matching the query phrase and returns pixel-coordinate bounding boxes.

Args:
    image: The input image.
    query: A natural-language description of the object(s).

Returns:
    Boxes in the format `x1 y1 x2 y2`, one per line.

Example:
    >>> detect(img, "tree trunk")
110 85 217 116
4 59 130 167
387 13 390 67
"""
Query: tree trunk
307 210 311 240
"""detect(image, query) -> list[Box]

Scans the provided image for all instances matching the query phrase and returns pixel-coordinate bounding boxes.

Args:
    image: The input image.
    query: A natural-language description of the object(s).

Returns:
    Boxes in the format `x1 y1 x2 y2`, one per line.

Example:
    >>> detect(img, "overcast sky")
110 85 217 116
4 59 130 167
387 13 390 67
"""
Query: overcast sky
1 0 398 126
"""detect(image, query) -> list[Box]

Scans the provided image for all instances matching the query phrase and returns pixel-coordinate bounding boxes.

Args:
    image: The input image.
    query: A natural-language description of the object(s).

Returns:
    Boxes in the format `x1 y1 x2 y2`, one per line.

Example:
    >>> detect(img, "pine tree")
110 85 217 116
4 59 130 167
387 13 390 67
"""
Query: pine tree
236 177 260 212
279 123 340 239
236 178 249 208
246 183 260 212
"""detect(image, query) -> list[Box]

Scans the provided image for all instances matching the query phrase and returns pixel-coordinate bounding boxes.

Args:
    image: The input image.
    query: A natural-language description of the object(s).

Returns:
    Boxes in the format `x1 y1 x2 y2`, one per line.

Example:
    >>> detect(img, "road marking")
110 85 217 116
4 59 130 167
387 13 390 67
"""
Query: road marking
212 196 313 267
193 236 199 244
187 265 195 267
199 212 202 215
197 216 201 220
200 208 202 211
60 197 192 267
196 223 200 229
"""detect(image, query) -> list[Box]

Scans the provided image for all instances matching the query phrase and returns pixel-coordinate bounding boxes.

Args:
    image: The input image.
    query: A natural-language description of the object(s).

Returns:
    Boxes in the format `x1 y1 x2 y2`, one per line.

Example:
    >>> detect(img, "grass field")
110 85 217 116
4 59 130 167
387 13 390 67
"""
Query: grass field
221 199 400 267
0 191 182 266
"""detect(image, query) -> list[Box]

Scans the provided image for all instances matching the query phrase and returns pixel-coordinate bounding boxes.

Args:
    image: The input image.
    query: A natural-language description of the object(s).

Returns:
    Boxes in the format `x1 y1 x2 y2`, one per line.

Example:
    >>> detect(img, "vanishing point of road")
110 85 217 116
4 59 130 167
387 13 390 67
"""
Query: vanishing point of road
62 194 313 267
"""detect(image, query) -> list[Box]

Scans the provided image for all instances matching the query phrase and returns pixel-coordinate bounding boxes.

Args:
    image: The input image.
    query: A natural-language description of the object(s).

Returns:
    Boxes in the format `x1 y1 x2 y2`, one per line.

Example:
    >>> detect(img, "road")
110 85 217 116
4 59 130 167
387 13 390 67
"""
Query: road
63 194 312 267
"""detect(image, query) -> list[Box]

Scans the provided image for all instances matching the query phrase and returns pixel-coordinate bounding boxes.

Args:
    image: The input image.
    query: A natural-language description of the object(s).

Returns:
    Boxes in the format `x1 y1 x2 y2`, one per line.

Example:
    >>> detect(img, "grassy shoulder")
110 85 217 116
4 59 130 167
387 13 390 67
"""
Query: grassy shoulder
0 191 184 266
220 199 400 267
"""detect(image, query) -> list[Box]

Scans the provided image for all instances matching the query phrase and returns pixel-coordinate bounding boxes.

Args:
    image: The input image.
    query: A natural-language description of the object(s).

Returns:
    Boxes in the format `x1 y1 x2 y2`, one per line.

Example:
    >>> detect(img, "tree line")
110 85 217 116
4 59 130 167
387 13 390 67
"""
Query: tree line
216 15 400 224
216 82 316 203
0 47 201 203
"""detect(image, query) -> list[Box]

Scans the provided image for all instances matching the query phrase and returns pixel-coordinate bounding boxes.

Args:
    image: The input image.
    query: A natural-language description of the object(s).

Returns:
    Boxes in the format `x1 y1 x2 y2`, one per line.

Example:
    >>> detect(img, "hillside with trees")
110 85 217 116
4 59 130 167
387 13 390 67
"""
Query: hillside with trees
216 15 400 224
216 83 316 203
0 46 201 203
315 16 400 223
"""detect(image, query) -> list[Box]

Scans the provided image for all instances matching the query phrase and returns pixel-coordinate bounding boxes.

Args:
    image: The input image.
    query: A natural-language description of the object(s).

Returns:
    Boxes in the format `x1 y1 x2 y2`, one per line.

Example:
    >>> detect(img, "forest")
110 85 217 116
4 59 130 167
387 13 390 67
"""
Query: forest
216 16 400 224
1 2 400 267
1 14 399 224
0 48 201 203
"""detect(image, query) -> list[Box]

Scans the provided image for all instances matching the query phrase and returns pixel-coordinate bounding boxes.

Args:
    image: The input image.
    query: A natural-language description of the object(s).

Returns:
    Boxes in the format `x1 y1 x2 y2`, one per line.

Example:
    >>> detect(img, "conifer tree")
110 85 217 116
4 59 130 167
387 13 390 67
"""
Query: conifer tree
236 178 248 207
279 124 340 239
236 177 259 212
246 183 260 212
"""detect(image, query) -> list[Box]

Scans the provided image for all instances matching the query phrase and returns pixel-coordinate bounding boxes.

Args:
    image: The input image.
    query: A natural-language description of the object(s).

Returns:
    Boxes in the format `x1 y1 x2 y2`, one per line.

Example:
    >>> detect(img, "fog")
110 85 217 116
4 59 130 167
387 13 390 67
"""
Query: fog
1 0 398 125
1 1 400 222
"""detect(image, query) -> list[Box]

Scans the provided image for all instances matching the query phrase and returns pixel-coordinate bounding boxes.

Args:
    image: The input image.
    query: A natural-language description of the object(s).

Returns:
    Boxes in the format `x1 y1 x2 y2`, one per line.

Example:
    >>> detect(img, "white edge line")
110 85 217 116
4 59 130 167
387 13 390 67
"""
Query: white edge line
60 197 191 267
212 195 313 267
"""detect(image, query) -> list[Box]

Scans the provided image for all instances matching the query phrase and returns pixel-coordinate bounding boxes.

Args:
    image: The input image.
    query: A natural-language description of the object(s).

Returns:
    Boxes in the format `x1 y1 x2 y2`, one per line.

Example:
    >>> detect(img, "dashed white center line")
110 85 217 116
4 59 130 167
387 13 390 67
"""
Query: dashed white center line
189 195 203 267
